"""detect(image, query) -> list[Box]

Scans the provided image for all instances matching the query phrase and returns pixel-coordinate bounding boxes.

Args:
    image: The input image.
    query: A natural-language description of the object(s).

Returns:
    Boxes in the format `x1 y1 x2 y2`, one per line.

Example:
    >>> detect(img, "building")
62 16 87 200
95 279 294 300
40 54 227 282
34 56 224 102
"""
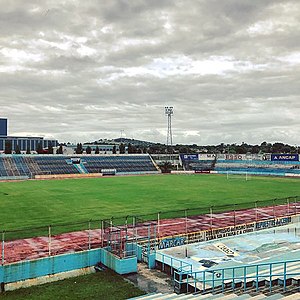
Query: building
63 143 123 155
0 118 58 153
0 118 7 137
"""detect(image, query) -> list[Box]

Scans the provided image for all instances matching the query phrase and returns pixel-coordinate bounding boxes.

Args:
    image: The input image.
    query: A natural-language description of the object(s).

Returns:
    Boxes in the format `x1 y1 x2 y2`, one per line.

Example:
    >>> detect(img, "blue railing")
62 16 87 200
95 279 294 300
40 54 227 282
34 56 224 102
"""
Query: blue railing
156 252 192 274
173 258 300 294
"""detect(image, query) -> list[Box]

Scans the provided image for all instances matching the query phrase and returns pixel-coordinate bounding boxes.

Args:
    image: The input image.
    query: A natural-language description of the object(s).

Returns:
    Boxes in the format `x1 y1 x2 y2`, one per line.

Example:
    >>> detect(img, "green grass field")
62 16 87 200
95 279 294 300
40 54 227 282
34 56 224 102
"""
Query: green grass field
0 174 299 237
0 174 299 300
0 270 144 300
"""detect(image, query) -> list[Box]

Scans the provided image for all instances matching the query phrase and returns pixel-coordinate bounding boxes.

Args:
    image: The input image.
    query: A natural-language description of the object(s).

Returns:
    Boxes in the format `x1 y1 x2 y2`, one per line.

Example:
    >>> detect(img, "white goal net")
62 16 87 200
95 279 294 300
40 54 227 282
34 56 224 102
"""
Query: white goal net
226 171 251 181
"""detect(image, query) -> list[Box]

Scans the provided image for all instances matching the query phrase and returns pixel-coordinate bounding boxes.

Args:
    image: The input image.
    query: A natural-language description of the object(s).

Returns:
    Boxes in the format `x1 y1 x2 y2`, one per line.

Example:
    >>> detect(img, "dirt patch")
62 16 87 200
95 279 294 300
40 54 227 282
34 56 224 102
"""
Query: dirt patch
124 263 173 294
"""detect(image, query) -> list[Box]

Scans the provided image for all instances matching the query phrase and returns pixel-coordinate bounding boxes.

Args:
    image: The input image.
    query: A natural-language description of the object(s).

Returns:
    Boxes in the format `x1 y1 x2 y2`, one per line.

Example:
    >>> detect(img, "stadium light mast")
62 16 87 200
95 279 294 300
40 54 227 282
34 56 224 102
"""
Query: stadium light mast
165 106 174 160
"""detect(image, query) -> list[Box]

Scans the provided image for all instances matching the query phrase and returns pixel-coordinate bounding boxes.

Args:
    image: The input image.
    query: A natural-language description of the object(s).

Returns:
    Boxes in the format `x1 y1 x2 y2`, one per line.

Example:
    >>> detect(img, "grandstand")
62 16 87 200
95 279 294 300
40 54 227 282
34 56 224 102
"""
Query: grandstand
0 154 159 179
82 155 158 174
1 152 300 180
180 153 300 176
215 159 300 176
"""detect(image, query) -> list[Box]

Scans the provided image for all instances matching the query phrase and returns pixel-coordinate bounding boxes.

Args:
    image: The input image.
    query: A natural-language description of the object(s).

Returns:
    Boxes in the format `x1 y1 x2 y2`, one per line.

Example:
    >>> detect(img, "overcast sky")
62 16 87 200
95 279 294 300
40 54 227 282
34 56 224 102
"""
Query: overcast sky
1 0 300 145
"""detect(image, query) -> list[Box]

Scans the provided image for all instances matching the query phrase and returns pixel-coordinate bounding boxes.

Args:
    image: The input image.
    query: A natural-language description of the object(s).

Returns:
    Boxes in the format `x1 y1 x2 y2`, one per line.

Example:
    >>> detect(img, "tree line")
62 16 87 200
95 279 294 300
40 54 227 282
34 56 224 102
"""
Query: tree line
3 140 299 155
145 141 299 155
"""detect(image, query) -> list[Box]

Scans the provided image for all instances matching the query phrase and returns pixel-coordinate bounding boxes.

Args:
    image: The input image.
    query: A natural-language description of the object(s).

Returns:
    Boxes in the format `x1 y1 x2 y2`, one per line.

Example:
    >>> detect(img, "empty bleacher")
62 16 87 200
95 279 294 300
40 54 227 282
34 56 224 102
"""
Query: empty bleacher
23 156 42 175
83 155 158 174
214 160 300 176
33 156 79 175
0 158 8 177
0 154 159 179
2 157 20 176
13 156 31 176
180 154 300 176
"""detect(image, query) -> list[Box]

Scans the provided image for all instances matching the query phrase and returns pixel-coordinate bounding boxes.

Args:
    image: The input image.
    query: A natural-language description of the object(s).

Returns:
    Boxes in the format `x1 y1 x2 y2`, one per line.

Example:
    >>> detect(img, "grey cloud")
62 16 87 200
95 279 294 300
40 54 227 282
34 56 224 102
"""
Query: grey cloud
0 0 300 145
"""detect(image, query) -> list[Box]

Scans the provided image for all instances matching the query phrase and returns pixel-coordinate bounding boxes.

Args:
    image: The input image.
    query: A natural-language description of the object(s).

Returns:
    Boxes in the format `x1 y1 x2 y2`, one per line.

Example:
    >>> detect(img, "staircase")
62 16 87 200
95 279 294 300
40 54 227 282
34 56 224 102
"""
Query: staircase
171 274 300 299
73 163 88 174
129 291 300 299
23 156 42 177
2 157 20 176
13 156 29 176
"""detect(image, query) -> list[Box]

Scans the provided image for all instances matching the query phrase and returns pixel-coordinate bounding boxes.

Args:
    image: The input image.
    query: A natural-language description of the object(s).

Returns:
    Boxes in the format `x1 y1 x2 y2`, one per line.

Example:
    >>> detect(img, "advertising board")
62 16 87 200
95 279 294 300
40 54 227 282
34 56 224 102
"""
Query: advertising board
271 154 299 161
180 154 199 161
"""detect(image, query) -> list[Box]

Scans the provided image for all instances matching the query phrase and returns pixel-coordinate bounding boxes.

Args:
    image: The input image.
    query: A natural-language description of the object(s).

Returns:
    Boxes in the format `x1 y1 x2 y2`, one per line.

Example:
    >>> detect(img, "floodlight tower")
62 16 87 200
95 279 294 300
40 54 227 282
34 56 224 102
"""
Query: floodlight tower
165 106 174 158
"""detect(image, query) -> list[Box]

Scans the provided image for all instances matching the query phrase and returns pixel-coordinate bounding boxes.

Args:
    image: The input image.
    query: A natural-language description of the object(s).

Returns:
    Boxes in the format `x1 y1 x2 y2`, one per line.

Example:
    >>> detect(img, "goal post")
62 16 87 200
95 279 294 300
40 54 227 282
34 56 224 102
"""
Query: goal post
226 171 251 181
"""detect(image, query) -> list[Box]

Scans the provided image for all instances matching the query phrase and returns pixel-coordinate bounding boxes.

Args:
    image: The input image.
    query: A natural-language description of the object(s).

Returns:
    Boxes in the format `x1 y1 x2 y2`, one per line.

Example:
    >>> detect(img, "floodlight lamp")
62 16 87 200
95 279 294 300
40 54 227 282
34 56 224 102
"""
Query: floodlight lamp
165 106 174 116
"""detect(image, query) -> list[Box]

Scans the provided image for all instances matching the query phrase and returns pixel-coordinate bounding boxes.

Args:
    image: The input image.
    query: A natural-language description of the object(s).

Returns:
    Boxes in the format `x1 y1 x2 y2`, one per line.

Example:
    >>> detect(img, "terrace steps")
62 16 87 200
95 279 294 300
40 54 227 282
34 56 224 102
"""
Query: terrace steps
0 154 159 178
179 275 300 299
129 291 300 299
2 156 20 176
23 156 42 175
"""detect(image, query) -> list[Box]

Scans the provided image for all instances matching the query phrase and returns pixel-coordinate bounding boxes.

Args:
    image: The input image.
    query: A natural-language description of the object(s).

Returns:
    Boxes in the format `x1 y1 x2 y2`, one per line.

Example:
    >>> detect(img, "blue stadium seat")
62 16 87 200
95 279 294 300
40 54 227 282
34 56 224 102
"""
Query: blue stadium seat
0 154 158 178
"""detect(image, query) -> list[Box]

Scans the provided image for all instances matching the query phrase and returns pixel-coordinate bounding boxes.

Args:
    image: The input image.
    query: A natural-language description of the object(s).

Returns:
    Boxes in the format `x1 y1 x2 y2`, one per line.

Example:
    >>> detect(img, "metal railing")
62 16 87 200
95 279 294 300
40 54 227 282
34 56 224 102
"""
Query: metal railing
0 196 299 265
156 252 192 275
174 258 300 294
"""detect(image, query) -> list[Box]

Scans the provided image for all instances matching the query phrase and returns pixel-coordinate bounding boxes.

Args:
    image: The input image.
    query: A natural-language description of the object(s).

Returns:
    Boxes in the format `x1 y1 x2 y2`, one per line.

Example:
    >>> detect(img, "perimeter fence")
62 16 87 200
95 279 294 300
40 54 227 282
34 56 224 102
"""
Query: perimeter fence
0 195 299 265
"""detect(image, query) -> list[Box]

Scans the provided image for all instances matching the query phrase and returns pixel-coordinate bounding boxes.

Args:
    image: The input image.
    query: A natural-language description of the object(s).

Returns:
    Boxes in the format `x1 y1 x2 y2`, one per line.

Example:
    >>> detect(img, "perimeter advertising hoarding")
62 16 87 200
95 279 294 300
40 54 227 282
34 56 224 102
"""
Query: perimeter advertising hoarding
180 154 199 161
224 154 270 161
271 154 299 162
203 154 270 161
198 154 216 161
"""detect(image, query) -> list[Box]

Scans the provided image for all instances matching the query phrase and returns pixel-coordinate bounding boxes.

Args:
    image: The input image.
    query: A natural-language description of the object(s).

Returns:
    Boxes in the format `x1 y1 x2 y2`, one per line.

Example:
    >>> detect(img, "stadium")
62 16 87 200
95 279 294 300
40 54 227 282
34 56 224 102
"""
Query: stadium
0 142 300 299
0 104 300 299
2 0 300 298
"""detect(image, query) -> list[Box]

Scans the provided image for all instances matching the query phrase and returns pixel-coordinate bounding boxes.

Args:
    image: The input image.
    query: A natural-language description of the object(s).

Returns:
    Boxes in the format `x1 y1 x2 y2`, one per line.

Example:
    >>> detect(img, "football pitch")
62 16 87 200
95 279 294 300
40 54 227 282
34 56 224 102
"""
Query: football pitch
0 174 299 236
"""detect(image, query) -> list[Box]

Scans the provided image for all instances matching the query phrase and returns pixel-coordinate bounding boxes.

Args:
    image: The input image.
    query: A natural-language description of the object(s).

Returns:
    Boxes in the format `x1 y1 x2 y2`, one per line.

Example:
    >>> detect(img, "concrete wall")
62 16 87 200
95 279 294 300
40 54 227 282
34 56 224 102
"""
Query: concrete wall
101 248 137 274
0 249 101 284
0 247 137 291
35 173 102 180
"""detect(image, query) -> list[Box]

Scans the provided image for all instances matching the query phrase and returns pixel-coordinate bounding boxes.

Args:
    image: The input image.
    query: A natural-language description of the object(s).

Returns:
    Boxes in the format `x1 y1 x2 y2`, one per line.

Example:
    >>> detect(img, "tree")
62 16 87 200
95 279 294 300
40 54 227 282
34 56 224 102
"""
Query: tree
47 142 54 154
15 145 21 154
179 146 189 153
251 145 260 154
260 142 272 153
235 144 248 154
86 146 92 154
282 145 291 153
4 140 12 154
119 143 125 154
75 143 83 154
56 145 63 154
272 142 285 153
128 143 133 154
95 146 100 154
26 147 31 154
127 143 137 154
112 145 117 154
36 142 43 154
291 146 299 154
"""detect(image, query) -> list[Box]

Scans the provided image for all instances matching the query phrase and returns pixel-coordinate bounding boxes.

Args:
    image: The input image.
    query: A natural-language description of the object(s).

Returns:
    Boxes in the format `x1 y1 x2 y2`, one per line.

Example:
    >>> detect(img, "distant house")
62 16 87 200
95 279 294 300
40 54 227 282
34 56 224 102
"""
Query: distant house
63 143 124 154
0 118 58 153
